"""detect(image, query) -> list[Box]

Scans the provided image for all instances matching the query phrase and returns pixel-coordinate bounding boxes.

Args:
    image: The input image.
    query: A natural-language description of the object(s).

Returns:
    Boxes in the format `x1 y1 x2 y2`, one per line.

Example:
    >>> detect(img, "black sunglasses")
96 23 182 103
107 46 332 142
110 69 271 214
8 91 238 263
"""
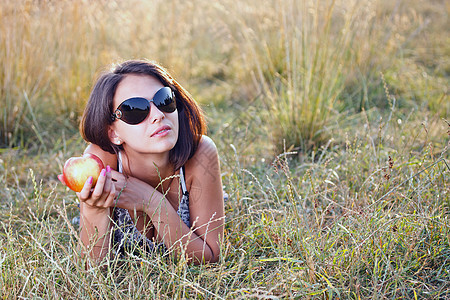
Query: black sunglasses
111 87 176 125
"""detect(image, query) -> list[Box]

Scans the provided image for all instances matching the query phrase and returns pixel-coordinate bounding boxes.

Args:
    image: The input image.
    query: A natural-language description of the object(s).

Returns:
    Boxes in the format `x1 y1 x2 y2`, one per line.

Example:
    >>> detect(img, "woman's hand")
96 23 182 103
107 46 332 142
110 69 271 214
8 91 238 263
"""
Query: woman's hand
59 166 116 211
109 170 155 213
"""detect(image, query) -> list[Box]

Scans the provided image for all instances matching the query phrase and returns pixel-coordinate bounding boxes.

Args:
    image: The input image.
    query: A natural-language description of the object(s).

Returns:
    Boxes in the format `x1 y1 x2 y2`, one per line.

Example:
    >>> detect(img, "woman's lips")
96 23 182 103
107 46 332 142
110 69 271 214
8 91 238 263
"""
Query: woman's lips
151 125 171 137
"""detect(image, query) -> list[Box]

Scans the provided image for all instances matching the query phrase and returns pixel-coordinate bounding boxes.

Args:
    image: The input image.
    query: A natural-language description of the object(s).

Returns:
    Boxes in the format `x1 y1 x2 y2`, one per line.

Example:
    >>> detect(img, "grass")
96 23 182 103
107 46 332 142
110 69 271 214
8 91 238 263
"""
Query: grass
1 112 448 298
0 0 449 298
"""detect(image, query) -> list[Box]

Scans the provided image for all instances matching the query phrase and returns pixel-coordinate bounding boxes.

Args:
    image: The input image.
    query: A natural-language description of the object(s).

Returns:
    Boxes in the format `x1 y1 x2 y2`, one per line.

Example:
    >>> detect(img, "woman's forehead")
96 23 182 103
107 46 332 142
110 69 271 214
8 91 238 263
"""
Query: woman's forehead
113 74 163 104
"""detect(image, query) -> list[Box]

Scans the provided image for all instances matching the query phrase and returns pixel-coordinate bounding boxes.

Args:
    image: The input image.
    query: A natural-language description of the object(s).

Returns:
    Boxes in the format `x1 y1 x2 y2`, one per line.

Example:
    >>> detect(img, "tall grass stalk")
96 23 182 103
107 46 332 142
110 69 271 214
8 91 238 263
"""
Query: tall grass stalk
1 0 447 151
223 0 373 152
0 0 234 148
0 1 110 147
216 0 448 153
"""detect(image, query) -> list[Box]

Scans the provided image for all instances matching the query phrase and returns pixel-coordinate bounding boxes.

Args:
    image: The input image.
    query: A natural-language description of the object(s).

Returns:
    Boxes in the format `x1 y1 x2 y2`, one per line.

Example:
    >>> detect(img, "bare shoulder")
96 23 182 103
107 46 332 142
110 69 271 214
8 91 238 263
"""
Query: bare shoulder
84 144 118 170
184 135 220 181
192 135 218 162
197 135 218 154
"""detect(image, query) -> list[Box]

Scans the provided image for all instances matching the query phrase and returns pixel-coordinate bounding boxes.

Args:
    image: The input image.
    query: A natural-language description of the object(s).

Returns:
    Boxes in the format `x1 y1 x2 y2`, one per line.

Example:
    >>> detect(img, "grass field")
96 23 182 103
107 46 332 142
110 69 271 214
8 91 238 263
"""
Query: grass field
0 0 449 298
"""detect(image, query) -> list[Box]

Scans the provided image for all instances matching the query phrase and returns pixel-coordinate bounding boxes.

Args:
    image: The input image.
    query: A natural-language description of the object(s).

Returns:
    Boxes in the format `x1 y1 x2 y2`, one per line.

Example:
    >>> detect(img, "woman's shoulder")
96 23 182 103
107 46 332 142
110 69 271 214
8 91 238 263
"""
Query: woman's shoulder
193 135 218 161
198 135 217 150
84 143 118 170
184 135 219 178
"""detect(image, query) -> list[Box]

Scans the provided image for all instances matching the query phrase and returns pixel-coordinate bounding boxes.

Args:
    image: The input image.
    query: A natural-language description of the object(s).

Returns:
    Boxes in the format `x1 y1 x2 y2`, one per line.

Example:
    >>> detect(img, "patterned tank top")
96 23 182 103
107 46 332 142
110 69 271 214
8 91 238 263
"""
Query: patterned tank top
112 152 190 255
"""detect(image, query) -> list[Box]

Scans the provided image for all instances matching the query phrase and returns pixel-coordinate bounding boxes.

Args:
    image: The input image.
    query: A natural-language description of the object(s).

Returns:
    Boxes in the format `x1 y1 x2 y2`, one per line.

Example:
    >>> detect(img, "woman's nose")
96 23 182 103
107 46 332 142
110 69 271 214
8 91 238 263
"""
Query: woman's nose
149 102 165 123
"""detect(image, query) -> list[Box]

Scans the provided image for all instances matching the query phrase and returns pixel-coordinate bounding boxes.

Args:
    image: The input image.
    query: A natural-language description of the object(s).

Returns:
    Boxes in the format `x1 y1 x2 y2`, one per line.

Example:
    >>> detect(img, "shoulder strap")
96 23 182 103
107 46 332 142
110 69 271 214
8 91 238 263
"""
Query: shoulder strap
179 166 188 195
117 151 123 173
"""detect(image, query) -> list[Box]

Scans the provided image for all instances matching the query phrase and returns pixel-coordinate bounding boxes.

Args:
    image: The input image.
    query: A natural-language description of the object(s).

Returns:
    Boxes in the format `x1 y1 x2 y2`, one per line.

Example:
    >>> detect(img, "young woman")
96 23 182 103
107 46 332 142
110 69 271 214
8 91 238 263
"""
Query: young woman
59 60 224 264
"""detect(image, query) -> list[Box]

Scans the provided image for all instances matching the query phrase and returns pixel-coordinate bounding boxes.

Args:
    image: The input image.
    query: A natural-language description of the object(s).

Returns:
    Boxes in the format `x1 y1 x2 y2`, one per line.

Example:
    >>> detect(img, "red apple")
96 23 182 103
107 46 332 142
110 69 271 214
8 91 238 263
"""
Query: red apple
62 153 104 192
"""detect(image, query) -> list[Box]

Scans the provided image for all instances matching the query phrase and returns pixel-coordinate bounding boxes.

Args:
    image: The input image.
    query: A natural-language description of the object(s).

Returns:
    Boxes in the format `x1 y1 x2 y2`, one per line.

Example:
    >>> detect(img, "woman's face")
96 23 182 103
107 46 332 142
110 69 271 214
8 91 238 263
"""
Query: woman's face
109 74 179 156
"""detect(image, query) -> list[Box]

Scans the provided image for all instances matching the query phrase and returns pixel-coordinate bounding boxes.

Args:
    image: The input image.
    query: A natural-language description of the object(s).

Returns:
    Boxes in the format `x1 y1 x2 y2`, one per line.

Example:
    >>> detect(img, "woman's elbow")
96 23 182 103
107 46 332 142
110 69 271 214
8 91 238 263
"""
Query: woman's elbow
209 254 220 263
190 248 220 265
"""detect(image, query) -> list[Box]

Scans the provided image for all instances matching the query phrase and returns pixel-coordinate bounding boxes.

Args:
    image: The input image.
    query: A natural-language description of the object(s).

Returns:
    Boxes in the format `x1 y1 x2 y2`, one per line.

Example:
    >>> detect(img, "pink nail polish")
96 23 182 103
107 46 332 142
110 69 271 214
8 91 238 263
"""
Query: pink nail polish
101 169 106 177
106 165 111 172
88 176 93 184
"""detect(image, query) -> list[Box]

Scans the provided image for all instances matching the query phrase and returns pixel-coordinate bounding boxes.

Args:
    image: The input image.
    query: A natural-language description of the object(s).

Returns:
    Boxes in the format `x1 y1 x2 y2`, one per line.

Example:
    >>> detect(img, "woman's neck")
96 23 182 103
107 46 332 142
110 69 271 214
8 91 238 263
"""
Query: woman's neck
120 149 175 188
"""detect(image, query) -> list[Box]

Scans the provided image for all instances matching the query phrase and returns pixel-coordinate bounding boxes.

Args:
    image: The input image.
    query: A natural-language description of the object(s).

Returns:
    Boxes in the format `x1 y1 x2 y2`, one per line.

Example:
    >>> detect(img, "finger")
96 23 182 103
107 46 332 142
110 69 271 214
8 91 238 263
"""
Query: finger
91 168 107 199
78 176 94 200
101 166 112 193
104 182 117 207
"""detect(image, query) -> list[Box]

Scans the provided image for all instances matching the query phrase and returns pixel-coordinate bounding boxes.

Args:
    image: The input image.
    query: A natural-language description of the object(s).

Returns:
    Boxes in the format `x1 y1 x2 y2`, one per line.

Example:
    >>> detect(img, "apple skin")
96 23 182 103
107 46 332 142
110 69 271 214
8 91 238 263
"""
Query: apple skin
63 153 104 192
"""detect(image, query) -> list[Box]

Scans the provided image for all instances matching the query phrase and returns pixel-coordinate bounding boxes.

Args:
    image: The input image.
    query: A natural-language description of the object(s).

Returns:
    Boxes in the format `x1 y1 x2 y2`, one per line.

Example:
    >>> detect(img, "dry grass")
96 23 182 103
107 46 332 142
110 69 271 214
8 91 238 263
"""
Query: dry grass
0 0 449 298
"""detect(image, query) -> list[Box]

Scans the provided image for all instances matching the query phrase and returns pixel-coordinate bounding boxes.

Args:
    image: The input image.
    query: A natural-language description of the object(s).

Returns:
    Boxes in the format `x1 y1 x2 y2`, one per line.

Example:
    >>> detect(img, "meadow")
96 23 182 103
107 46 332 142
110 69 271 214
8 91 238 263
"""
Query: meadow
0 0 449 298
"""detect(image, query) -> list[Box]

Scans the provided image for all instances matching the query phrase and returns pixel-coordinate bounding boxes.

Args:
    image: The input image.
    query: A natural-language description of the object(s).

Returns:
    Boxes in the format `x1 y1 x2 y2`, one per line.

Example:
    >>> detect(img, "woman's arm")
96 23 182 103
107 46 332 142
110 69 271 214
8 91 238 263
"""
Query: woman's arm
76 145 118 262
183 135 225 262
77 167 115 262
111 136 225 264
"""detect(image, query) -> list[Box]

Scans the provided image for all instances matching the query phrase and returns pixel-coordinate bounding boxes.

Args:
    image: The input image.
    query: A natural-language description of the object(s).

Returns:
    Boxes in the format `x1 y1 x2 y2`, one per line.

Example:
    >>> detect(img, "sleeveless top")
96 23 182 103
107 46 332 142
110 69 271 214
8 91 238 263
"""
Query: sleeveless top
112 152 191 255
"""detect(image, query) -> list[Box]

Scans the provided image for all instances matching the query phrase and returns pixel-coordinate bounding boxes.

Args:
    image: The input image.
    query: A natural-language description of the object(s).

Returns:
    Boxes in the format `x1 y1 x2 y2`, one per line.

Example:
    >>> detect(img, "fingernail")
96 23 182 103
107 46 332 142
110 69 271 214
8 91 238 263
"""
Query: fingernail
106 165 111 172
101 169 106 177
88 176 93 184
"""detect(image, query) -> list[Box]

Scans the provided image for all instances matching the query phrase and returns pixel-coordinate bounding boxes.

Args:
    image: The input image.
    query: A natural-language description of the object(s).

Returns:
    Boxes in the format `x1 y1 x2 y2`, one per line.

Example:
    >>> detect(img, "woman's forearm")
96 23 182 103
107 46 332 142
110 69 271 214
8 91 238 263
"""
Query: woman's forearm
146 194 219 264
111 174 222 263
79 203 112 261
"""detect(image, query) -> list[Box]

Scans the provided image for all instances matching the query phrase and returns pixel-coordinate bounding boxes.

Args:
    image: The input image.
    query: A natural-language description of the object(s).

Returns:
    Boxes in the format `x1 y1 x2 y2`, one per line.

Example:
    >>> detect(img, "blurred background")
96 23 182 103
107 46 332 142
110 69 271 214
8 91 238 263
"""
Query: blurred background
1 0 448 155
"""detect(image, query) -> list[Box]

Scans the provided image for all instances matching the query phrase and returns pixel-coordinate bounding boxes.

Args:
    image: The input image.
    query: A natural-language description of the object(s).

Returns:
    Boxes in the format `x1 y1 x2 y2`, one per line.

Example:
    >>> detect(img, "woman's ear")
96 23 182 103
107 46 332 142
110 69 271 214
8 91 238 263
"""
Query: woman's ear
108 127 123 145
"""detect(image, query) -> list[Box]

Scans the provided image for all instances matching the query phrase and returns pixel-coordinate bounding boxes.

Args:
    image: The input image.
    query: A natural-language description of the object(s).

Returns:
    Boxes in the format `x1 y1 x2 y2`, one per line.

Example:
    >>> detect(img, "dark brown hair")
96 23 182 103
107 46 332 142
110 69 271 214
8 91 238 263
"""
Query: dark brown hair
80 59 206 170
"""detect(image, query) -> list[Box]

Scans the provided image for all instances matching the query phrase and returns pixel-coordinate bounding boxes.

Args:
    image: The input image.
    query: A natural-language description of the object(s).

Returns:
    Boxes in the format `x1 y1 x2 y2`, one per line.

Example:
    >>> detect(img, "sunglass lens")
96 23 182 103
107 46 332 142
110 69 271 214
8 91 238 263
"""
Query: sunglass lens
153 87 176 113
119 98 150 125
113 88 176 125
